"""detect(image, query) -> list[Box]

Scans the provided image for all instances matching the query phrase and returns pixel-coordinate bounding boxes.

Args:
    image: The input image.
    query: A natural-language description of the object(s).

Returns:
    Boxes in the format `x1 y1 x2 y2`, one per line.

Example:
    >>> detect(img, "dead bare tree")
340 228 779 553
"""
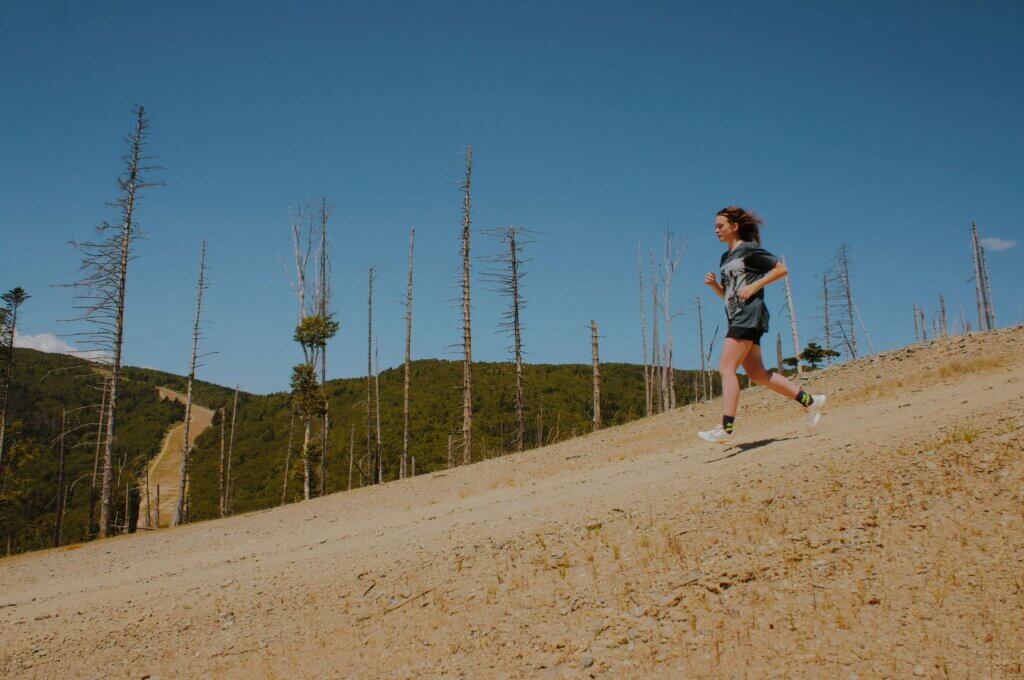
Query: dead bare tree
483 227 534 452
939 294 948 337
636 244 651 416
835 245 857 358
970 222 997 331
280 407 295 506
658 231 685 410
87 376 109 537
65 106 158 538
173 240 208 527
459 146 474 464
225 386 238 514
402 227 415 478
822 274 833 365
694 296 706 402
374 336 383 482
775 333 784 373
365 266 375 485
591 320 602 431
347 425 355 491
315 197 333 497
779 256 802 375
52 411 67 547
649 251 661 412
913 302 922 343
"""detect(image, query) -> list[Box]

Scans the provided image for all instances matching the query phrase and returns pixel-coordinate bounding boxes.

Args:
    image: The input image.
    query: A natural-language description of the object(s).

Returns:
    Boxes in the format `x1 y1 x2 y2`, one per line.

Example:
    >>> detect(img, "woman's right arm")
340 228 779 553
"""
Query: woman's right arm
704 272 725 300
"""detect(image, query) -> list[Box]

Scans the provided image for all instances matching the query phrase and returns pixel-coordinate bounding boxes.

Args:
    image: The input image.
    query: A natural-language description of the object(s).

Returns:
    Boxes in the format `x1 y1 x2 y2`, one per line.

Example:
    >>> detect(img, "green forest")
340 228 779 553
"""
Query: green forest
0 346 724 553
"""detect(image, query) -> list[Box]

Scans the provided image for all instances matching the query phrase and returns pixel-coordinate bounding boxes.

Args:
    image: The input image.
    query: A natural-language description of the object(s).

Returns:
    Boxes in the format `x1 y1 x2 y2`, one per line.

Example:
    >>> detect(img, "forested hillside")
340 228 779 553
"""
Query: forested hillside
0 349 184 553
185 360 719 520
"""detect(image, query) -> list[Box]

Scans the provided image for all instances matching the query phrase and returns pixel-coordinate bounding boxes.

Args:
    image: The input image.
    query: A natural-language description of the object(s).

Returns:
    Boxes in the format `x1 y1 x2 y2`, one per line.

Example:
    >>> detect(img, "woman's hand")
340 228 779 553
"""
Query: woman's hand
703 272 719 288
737 283 760 301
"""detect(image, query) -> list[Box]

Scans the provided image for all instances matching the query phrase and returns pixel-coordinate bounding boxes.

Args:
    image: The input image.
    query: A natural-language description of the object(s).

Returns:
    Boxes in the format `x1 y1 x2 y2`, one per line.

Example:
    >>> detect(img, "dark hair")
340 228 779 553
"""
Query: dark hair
717 206 763 244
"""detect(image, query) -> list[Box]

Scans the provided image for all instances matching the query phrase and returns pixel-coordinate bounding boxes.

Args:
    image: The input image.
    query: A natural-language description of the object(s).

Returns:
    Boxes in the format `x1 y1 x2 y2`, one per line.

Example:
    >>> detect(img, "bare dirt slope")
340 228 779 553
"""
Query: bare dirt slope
2 329 1022 679
140 388 215 528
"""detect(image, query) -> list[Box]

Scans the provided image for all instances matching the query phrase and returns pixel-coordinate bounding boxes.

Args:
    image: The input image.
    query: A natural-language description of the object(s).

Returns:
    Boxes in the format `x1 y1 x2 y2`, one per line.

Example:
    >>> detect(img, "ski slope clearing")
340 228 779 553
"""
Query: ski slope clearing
1 328 1022 678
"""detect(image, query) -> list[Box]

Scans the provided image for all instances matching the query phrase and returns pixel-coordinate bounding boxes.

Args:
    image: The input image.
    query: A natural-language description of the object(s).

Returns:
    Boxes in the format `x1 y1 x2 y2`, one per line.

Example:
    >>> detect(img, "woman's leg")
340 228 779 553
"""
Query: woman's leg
720 338 754 417
742 344 801 400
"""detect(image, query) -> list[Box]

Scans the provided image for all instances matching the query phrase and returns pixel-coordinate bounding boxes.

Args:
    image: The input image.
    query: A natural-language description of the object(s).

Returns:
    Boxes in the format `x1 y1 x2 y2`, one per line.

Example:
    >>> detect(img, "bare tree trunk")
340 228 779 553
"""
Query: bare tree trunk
591 320 602 432
460 146 474 464
144 465 151 529
403 227 414 478
375 337 383 483
775 332 784 373
837 245 857 357
53 410 67 547
90 107 154 539
938 294 947 336
411 457 415 476
347 425 354 491
958 297 969 334
225 386 238 514
649 251 660 413
316 197 332 498
89 377 108 538
174 241 207 527
155 485 160 528
366 267 375 485
447 433 454 469
508 229 526 452
695 296 706 403
281 408 295 506
780 256 802 375
301 420 312 500
823 274 833 365
913 303 921 343
658 231 683 412
637 244 651 416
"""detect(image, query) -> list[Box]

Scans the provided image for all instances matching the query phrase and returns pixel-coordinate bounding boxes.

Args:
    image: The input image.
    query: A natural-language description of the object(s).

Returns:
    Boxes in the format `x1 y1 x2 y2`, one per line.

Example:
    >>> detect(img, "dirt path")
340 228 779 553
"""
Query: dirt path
139 388 215 528
1 328 1022 678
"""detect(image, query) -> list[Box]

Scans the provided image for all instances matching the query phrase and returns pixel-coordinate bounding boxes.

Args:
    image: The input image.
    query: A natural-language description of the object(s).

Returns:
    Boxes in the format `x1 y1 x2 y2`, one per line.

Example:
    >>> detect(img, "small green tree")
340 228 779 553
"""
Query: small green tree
799 341 840 369
291 313 338 500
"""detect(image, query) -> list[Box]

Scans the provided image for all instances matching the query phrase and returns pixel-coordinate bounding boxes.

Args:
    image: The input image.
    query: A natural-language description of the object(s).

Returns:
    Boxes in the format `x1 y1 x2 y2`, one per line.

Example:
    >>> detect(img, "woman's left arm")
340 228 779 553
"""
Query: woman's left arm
737 261 788 301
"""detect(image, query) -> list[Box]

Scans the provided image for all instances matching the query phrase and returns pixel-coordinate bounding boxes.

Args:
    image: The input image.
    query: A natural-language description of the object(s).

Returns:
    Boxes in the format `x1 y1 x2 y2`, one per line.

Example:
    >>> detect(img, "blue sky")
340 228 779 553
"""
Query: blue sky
1 0 1021 393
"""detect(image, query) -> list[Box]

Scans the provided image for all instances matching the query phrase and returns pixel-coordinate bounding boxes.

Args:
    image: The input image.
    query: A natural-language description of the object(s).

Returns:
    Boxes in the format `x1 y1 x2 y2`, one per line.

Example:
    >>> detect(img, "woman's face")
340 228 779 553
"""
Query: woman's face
714 215 738 243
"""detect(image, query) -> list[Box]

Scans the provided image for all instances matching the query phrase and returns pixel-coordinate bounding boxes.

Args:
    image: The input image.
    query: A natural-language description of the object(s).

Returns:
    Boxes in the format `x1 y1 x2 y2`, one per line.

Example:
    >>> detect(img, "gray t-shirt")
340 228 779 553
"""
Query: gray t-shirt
719 242 779 333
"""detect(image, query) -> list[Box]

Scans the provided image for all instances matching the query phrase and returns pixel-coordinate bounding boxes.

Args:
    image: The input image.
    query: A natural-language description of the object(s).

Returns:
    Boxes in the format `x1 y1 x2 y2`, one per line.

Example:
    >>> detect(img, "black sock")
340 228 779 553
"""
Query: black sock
722 415 735 433
795 390 814 407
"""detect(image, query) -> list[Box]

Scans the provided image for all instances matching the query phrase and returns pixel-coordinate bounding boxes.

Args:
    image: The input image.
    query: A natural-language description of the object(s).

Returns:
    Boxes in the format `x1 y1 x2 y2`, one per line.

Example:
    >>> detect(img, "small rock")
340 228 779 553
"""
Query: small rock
913 666 925 676
580 654 594 669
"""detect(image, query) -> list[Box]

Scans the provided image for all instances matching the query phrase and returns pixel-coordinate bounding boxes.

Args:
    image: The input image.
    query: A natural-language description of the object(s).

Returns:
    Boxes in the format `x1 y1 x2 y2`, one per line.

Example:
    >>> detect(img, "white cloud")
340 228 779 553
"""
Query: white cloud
980 236 1017 251
14 331 110 361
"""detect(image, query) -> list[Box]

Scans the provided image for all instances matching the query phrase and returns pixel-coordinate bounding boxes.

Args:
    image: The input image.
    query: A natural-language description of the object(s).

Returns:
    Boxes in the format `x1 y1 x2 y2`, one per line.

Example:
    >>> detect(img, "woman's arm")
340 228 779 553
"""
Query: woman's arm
703 272 725 300
737 260 788 301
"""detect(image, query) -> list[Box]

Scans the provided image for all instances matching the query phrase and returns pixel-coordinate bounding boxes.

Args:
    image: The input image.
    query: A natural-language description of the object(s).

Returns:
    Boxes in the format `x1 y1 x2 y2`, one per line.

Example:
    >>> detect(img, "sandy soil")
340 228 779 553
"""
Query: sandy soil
1 328 1022 678
139 388 214 528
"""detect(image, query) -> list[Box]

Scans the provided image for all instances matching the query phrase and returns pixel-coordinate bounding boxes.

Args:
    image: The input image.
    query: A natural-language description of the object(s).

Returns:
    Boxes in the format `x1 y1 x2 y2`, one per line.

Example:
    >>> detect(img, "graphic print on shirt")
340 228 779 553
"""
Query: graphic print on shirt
721 256 750 323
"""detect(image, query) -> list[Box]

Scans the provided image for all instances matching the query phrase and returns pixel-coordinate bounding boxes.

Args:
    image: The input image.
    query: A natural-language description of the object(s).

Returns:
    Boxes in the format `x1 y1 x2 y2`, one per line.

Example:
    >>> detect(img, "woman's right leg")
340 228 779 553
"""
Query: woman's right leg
720 338 754 417
742 344 801 399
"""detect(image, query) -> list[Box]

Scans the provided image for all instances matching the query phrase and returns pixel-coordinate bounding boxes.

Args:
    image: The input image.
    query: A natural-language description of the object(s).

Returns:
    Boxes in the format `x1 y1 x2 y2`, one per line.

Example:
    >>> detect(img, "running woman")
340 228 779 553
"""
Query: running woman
698 206 825 444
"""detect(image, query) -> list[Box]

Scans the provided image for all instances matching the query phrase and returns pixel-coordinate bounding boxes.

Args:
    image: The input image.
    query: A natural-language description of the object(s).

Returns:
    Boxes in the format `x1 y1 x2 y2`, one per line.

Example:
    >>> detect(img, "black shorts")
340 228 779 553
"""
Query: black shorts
726 326 763 345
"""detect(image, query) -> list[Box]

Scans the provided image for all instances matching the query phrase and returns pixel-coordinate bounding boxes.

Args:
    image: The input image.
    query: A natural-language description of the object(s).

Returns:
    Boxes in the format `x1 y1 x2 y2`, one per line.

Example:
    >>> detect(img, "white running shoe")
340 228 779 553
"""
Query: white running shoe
698 425 734 444
805 394 827 428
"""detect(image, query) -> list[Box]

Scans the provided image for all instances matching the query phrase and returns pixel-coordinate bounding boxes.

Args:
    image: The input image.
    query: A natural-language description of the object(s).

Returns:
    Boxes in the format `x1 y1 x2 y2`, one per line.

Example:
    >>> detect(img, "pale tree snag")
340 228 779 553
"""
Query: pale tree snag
365 266 375 485
775 333 784 373
66 106 158 539
939 294 948 337
88 376 109 538
484 226 532 452
447 433 454 469
315 197 333 497
281 407 295 506
636 244 651 417
347 424 354 491
591 320 602 432
225 386 238 514
459 146 474 464
375 336 383 482
823 274 833 365
648 251 661 413
402 227 415 478
694 296 706 403
173 239 208 527
658 230 685 411
52 410 67 547
913 303 921 343
779 256 802 375
218 407 226 514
